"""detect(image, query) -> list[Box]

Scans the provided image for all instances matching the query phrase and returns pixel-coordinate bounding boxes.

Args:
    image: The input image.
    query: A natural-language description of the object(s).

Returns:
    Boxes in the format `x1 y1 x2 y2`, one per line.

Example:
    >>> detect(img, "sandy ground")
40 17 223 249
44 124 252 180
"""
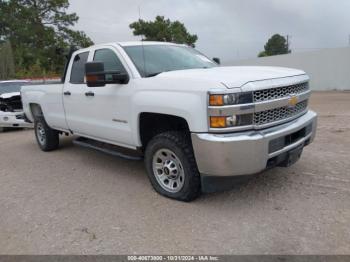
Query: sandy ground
0 91 349 255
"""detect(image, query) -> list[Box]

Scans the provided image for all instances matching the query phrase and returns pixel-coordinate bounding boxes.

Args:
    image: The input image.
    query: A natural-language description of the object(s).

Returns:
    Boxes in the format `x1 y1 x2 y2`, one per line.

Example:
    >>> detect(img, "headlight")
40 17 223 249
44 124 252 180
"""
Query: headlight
210 114 253 128
209 92 253 106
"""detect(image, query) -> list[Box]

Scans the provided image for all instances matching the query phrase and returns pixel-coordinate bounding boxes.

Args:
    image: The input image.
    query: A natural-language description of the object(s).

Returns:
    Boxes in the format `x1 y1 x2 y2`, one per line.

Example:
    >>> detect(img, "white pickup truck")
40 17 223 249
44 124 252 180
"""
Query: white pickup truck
21 41 317 201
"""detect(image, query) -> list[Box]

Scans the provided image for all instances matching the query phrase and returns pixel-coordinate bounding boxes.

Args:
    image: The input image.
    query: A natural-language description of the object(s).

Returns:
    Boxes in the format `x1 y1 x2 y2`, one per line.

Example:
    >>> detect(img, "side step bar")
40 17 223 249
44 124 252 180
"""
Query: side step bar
73 137 143 161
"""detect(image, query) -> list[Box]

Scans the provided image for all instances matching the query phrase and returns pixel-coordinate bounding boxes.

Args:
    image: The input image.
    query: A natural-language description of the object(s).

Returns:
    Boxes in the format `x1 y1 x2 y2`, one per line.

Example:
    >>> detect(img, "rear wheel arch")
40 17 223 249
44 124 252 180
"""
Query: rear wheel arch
29 103 44 120
30 103 59 151
34 117 59 152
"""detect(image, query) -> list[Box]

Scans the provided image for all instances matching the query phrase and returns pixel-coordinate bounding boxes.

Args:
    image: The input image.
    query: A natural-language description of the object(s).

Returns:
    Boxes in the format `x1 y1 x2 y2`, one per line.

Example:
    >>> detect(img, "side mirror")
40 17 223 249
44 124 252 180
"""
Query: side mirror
213 57 221 65
85 62 129 87
85 62 106 87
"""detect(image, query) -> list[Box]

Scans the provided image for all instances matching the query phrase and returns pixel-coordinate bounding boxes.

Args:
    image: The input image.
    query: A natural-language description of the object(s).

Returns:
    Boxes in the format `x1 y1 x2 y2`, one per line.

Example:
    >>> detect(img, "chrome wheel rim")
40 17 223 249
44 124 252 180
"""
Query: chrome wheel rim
152 149 185 193
36 122 46 146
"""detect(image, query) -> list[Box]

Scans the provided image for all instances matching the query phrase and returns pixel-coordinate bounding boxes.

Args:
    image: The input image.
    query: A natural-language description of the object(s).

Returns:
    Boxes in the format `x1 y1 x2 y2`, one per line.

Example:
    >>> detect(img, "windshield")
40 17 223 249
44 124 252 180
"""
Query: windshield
0 82 30 95
123 44 217 77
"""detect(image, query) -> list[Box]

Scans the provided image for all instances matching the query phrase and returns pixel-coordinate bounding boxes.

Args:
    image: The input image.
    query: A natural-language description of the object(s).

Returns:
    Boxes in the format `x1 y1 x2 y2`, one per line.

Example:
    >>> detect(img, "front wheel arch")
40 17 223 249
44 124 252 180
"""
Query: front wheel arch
139 112 191 150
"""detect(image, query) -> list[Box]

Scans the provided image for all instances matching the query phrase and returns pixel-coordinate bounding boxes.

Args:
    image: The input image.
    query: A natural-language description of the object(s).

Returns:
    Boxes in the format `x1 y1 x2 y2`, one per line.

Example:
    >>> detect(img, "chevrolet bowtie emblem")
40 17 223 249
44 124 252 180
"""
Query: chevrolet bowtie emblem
288 95 298 107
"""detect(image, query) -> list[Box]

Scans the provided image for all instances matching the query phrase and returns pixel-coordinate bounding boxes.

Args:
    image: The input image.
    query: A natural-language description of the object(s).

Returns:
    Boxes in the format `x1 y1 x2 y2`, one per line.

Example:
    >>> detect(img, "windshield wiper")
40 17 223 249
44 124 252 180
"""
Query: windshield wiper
145 72 163 78
145 67 210 78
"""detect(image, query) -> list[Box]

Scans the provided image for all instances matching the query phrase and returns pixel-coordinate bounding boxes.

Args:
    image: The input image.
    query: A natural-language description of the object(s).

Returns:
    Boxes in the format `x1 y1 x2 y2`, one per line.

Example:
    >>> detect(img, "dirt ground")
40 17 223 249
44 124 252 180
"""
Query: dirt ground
0 91 349 255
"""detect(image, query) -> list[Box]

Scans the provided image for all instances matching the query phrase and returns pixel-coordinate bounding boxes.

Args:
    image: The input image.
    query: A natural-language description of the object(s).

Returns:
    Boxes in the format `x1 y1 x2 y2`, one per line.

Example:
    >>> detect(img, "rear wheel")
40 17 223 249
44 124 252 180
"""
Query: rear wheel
144 131 201 202
34 117 59 152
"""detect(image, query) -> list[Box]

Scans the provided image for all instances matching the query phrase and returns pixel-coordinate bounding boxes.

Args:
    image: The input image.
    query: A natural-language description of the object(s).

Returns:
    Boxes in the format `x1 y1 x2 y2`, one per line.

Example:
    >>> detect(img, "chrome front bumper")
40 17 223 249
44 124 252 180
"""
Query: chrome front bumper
191 110 317 177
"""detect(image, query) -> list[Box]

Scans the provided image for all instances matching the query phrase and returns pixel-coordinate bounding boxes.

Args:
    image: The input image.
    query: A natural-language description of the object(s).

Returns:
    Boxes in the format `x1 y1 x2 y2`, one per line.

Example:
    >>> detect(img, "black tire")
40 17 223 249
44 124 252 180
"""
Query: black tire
34 116 59 152
144 131 201 202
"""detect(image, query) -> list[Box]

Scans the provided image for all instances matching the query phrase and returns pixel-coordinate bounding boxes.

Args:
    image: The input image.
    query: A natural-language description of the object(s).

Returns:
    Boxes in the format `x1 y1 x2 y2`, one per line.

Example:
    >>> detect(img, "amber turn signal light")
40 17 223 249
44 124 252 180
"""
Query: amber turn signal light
210 116 226 128
86 74 99 82
209 95 224 106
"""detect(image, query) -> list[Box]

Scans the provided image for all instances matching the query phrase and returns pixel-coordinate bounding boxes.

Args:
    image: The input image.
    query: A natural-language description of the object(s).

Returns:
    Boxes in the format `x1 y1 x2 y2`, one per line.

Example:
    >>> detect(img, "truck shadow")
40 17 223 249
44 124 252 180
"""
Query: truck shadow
53 135 297 203
0 127 31 133
197 167 298 204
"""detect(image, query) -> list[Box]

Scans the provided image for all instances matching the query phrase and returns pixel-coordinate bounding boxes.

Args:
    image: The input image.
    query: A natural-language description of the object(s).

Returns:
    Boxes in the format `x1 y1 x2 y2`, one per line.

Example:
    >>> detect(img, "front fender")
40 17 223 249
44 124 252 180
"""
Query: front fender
131 90 208 146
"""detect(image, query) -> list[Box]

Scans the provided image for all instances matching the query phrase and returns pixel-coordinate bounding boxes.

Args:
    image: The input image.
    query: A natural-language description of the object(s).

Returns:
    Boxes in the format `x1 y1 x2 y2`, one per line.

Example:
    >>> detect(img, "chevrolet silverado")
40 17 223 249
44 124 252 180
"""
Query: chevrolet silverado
21 42 317 201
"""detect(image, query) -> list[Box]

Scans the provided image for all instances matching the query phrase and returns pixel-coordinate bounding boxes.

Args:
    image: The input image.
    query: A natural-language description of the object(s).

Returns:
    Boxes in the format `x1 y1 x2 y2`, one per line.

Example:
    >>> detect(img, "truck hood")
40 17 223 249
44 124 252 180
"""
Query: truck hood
157 66 306 88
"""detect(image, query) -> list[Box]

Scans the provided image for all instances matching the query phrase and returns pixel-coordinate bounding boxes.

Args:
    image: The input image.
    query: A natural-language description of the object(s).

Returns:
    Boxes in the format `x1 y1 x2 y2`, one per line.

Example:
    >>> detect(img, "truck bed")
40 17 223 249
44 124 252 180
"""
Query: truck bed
21 83 67 130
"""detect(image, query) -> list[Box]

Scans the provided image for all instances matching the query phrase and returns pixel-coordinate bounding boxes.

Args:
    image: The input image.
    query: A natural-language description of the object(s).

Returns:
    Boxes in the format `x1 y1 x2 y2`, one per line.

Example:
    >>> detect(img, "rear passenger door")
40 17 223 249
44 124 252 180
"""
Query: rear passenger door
63 51 91 135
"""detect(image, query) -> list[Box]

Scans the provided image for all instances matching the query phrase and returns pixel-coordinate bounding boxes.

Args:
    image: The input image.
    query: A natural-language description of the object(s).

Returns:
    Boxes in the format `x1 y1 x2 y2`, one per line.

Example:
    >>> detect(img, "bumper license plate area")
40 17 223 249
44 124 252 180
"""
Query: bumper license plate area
269 123 312 154
267 144 304 168
280 144 304 167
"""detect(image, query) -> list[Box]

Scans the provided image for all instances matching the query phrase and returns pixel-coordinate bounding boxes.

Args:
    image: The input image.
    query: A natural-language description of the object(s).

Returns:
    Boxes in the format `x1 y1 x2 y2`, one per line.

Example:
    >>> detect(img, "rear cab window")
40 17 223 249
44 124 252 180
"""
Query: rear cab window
70 52 89 84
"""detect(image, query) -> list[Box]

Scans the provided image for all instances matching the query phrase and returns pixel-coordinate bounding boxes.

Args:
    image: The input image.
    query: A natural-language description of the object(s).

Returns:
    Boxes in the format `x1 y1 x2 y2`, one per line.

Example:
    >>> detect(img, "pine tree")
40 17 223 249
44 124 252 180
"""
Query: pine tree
0 0 94 77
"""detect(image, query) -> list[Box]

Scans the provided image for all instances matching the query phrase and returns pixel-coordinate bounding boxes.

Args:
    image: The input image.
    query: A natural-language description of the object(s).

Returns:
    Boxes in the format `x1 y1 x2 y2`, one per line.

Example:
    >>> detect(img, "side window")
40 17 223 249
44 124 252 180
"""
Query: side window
70 52 89 84
93 49 126 81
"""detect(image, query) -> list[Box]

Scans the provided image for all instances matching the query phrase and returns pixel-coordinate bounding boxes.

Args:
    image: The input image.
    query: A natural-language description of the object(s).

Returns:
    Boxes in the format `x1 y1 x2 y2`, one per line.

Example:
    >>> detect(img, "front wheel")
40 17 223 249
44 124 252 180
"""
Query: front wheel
34 117 59 152
144 131 201 202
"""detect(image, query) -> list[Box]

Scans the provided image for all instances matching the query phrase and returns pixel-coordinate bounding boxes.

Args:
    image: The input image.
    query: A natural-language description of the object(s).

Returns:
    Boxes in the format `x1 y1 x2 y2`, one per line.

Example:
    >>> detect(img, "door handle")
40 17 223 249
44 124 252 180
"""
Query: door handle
63 91 71 96
85 91 95 97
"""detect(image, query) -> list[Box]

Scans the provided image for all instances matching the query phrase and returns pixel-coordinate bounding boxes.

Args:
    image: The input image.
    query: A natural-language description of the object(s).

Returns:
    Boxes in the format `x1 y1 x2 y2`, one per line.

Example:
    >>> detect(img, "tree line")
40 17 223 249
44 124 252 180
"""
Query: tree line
0 0 94 79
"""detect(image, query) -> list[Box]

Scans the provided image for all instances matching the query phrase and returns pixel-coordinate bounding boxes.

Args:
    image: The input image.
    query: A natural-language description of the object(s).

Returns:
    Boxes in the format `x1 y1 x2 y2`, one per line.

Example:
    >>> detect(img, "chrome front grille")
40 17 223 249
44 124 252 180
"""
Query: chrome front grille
208 77 311 133
254 100 308 126
253 82 309 102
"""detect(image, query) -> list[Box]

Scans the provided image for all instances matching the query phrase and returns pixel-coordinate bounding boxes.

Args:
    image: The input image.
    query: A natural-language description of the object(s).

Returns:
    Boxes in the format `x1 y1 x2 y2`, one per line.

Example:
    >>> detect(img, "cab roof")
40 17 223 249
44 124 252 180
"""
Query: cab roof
75 41 187 54
117 41 180 47
79 41 183 51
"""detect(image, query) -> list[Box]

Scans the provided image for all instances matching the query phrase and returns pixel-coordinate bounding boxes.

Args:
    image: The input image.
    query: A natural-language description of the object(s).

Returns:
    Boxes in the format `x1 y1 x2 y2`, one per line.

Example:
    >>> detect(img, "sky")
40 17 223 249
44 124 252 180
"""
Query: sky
68 0 350 64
